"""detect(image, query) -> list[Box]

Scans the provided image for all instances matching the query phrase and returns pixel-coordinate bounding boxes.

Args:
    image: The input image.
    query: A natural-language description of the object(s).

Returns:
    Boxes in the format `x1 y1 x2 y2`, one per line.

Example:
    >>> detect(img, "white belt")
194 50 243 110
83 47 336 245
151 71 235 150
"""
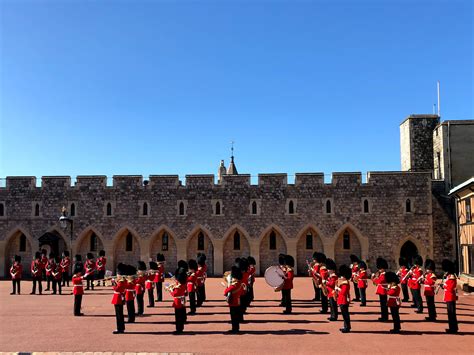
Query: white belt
114 291 122 295
74 285 83 288
387 296 400 299
126 290 136 293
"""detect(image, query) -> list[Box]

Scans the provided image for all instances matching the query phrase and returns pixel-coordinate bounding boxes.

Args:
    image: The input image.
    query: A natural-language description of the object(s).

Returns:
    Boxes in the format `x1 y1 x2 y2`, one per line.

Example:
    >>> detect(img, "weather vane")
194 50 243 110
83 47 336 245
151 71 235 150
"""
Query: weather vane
230 140 235 158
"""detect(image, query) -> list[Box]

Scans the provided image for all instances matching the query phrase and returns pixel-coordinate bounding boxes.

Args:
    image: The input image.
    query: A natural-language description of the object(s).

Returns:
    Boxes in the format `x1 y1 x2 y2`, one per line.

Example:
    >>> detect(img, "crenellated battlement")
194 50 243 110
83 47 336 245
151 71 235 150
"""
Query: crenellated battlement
149 175 181 188
221 174 251 187
75 175 107 189
331 172 362 186
294 173 324 186
112 175 143 189
42 176 72 189
258 173 287 187
5 176 37 190
185 175 215 187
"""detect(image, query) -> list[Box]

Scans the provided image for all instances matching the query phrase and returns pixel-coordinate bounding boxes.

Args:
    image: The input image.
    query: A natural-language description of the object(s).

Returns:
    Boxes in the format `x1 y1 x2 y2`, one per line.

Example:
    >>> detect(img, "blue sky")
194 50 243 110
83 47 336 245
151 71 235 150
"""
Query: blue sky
0 0 472 182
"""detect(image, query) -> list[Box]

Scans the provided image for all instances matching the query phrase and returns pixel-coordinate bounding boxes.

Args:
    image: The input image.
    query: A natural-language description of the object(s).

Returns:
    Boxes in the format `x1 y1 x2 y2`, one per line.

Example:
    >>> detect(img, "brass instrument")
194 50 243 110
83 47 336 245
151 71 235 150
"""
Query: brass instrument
320 279 329 297
164 281 179 292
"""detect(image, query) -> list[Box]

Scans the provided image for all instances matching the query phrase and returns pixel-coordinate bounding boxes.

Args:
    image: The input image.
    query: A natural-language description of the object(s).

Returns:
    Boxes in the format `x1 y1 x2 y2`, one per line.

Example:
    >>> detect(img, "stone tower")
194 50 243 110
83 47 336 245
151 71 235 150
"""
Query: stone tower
400 114 440 172
218 160 227 184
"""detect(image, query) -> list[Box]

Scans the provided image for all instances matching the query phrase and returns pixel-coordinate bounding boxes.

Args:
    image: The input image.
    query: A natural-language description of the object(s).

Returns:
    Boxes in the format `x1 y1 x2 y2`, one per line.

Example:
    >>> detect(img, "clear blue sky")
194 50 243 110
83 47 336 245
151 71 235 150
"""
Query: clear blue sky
1 0 472 182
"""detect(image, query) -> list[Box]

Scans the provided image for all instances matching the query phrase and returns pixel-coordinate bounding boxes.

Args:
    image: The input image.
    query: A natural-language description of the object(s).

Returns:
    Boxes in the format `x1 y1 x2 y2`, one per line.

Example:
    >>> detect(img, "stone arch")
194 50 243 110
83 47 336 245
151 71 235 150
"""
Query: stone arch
186 225 214 276
4 227 34 278
222 225 251 272
258 225 288 275
38 227 69 259
395 236 427 267
150 225 178 276
296 224 324 276
333 223 368 266
112 226 141 270
75 226 105 259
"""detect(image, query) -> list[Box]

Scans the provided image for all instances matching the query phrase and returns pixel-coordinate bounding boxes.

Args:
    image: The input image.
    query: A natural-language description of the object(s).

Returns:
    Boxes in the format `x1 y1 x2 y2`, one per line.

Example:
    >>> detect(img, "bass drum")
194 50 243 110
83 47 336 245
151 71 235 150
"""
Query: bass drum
264 265 285 288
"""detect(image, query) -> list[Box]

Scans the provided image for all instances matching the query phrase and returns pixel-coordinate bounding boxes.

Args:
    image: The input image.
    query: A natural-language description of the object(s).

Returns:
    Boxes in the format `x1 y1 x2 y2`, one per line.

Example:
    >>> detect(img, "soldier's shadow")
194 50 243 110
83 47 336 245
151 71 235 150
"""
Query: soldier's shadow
123 329 329 336
134 319 327 325
350 330 474 336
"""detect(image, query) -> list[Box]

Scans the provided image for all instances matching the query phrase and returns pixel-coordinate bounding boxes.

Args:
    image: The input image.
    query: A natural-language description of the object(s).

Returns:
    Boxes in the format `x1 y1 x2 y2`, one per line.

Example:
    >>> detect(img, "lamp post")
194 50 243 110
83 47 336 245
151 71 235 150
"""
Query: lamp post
59 206 74 255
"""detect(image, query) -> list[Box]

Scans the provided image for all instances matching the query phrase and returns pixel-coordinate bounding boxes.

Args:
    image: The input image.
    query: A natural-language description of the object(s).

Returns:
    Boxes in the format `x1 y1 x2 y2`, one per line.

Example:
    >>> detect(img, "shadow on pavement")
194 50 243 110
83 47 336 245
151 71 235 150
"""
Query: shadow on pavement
122 329 330 335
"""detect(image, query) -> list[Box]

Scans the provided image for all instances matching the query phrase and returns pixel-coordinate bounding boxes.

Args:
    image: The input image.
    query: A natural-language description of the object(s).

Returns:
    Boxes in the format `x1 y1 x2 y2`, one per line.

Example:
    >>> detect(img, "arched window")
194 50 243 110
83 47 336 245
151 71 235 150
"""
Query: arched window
197 232 205 251
305 233 313 249
233 231 241 250
90 233 98 252
251 201 257 215
162 233 169 251
70 203 76 217
106 202 112 216
34 203 40 216
269 231 277 250
405 199 412 213
288 200 295 214
326 200 332 214
363 199 369 213
19 234 27 252
0 203 4 217
179 202 185 216
143 202 148 216
126 232 133 251
343 231 350 250
215 201 221 215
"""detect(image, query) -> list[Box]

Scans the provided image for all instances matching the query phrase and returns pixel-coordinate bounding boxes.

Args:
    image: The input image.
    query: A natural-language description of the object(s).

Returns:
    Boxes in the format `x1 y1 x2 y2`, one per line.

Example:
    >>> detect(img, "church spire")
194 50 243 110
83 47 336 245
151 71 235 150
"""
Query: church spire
227 140 238 175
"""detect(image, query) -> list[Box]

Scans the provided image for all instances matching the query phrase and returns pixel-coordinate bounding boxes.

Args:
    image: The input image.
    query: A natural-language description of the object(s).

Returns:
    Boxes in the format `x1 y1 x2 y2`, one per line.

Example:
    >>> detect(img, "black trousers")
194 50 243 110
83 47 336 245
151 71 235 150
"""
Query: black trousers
248 284 254 304
282 289 292 312
360 287 367 305
126 300 135 323
329 297 338 320
136 293 144 315
86 275 95 290
147 289 155 307
62 271 70 287
230 306 241 331
313 283 321 301
52 279 62 294
353 282 360 300
96 270 105 286
11 280 20 294
202 283 206 302
74 295 82 315
340 304 351 330
189 291 196 314
446 301 458 332
321 293 328 313
426 295 437 319
197 285 205 307
240 292 249 317
379 294 388 320
390 306 401 330
175 307 186 333
32 278 42 294
411 288 423 312
401 283 409 301
114 305 125 332
156 282 163 301
46 275 53 290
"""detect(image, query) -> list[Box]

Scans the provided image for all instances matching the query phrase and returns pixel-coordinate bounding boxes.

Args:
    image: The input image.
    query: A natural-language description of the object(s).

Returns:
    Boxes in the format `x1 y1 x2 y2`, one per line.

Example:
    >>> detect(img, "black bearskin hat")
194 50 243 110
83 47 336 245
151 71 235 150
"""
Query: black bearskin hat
231 265 243 280
14 255 21 262
156 253 165 262
35 251 41 259
49 252 55 259
350 254 360 263
116 263 127 276
149 261 158 270
442 259 455 274
73 265 83 275
237 257 249 272
197 254 206 266
326 258 337 271
127 264 137 276
376 257 388 270
359 260 367 270
177 259 188 271
278 254 286 265
314 252 327 264
312 251 319 259
197 253 207 261
137 261 147 271
413 255 423 267
285 254 295 268
247 256 256 265
63 250 70 257
424 259 435 272
55 256 61 263
41 249 47 255
176 268 187 284
87 252 94 260
385 271 400 284
398 257 407 267
99 250 105 257
188 259 198 271
74 254 82 262
338 264 352 279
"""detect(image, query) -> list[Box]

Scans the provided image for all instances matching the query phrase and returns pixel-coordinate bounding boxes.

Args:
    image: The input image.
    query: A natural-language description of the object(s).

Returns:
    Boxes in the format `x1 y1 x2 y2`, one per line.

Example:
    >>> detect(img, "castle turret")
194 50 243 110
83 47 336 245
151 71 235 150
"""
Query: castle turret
218 160 227 184
227 156 238 175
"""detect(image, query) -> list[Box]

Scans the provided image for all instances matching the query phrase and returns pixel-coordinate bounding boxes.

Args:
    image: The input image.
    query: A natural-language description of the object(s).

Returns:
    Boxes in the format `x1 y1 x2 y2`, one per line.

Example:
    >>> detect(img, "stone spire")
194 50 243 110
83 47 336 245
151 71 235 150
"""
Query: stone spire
227 141 238 175
218 160 227 184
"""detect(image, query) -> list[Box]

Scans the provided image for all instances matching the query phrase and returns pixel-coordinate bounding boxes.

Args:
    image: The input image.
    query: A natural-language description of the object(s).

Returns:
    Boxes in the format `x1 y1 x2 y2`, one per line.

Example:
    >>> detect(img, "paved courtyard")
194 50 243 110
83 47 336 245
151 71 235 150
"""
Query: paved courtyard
0 278 473 354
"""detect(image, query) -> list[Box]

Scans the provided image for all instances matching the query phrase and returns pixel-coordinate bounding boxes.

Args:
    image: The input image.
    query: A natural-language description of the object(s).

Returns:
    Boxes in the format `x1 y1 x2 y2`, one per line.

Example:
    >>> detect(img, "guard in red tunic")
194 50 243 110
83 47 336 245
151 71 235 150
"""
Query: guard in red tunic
325 258 339 321
310 252 321 302
336 264 352 333
135 261 147 316
282 255 295 314
30 252 43 295
423 259 437 321
112 263 127 334
442 259 458 333
315 253 329 314
196 254 207 307
72 265 85 316
237 257 250 320
155 253 165 302
10 255 22 295
40 249 48 281
125 265 137 323
357 261 368 306
60 251 71 287
372 257 389 321
247 256 256 305
45 252 56 291
170 268 188 334
52 256 63 295
409 255 424 313
350 254 361 302
224 266 244 333
397 257 410 302
95 250 106 286
84 253 96 290
187 259 198 315
385 271 402 333
278 253 286 306
146 262 157 307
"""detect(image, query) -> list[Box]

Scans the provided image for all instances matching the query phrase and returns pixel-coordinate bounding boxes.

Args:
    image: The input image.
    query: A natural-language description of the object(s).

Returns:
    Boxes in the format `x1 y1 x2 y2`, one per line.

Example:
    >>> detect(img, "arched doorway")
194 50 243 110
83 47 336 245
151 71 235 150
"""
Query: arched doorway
77 229 105 260
223 228 251 272
259 228 287 275
5 230 33 278
334 228 361 266
38 230 68 258
296 228 323 276
113 228 141 271
150 229 178 276
400 240 418 267
187 229 214 276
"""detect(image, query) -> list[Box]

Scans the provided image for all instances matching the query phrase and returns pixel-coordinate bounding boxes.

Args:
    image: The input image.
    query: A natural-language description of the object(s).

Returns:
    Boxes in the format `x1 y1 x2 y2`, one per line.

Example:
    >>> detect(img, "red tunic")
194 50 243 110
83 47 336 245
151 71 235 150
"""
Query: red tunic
423 272 437 296
125 280 136 301
145 273 155 289
111 280 127 305
319 266 329 283
408 266 422 290
72 275 84 295
443 274 457 302
135 275 145 295
398 266 408 285
283 268 294 290
337 280 350 305
311 263 321 284
196 267 205 287
241 271 250 294
40 255 48 270
60 257 71 273
249 265 256 285
96 257 106 272
84 260 96 276
170 283 187 309
53 266 63 281
374 271 387 295
357 270 368 289
31 260 42 278
351 264 359 282
387 284 401 307
10 263 22 280
326 273 338 298
45 259 55 277
187 272 197 293
224 281 243 307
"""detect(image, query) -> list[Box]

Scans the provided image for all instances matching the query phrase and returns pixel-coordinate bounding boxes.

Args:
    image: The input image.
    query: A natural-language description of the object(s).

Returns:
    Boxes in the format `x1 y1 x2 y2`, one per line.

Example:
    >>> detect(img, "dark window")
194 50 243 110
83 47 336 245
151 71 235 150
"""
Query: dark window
162 233 169 251
90 233 98 252
126 232 133 251
466 198 472 223
70 203 76 217
405 199 412 213
343 231 350 250
251 201 257 215
437 152 442 179
215 201 221 215
288 200 295 214
269 231 277 250
179 202 185 216
233 231 241 250
197 232 205 251
143 202 148 216
19 234 27 252
0 203 4 216
34 203 40 216
106 202 112 216
363 199 369 213
305 233 313 250
326 200 331 214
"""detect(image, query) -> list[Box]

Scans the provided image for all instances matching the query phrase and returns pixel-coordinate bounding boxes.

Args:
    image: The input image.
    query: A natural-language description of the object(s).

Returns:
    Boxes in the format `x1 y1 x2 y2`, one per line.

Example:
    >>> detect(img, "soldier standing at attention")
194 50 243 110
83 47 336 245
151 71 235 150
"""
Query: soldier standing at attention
442 259 458 334
10 255 22 295
96 250 107 286
282 255 295 314
30 252 43 295
385 271 402 333
84 253 96 290
357 261 368 306
72 265 85 316
112 263 127 334
350 255 361 302
423 259 437 322
397 257 410 302
372 257 389 322
325 258 338 321
60 251 71 287
135 261 147 316
336 265 352 333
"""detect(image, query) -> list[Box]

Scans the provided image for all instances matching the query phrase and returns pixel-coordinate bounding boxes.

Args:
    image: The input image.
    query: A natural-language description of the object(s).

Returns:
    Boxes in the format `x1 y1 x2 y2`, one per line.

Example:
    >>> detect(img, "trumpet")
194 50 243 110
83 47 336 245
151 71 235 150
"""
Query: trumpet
164 282 179 292
320 279 329 297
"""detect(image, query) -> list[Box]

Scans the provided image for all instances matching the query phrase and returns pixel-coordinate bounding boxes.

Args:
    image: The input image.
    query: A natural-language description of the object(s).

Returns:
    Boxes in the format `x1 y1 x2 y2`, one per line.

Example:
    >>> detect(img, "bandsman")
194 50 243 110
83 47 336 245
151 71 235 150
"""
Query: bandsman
408 255 424 313
196 254 207 307
72 264 85 316
442 259 458 334
325 258 338 321
52 256 63 295
278 253 286 306
350 254 361 302
60 251 71 287
10 255 22 295
40 249 48 281
224 265 244 334
247 256 256 305
372 257 389 321
336 264 352 333
423 259 437 321
315 253 329 314
310 252 321 302
84 253 96 290
187 259 198 315
397 257 410 302
146 261 157 308
237 257 250 320
385 271 402 333
170 267 188 334
96 250 107 286
282 255 295 314
45 252 56 291
125 265 137 323
155 253 165 302
112 263 127 334
135 261 147 316
30 251 43 295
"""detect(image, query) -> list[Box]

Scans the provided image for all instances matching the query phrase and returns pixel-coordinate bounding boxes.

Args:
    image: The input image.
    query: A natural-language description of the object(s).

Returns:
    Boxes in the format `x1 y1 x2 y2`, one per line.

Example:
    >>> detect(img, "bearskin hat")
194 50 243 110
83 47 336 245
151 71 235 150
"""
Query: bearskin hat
178 259 188 271
350 254 360 263
55 256 61 263
197 254 206 266
385 271 400 284
197 253 207 261
237 257 249 272
278 254 286 265
188 259 198 271
14 255 21 262
73 265 83 275
156 253 165 262
424 259 435 272
314 252 327 264
41 249 47 255
231 265 243 280
35 251 41 259
87 252 94 260
116 263 127 276
442 259 455 274
49 252 55 259
359 260 367 270
338 264 352 279
176 268 188 284
247 256 256 265
398 257 407 267
99 250 105 257
376 257 388 270
137 261 147 271
234 257 241 264
127 264 137 276
326 258 337 271
413 255 423 267
63 250 70 257
149 261 158 270
312 251 319 259
285 254 295 268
